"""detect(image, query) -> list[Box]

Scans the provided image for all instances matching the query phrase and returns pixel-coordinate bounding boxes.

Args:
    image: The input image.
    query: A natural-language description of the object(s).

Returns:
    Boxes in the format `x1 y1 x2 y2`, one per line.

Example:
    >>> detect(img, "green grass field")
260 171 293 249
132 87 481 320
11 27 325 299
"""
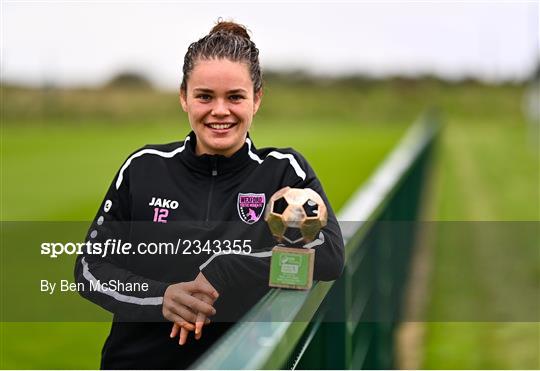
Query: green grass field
422 116 539 369
1 79 538 369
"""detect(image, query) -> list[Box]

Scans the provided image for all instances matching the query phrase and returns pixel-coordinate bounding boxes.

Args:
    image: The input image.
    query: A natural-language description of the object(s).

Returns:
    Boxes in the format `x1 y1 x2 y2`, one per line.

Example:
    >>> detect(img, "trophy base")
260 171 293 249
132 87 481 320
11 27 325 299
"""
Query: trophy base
268 246 314 290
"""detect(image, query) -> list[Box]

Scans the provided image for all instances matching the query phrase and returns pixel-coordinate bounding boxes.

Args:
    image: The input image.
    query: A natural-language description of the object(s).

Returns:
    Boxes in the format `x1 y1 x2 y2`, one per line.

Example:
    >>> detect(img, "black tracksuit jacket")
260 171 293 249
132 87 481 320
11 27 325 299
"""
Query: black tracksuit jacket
74 131 344 369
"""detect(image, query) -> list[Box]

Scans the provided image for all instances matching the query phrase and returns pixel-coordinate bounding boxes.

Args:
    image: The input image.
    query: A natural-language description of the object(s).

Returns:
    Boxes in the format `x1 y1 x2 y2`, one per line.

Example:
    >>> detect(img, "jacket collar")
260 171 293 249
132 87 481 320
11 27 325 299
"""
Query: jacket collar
180 131 255 175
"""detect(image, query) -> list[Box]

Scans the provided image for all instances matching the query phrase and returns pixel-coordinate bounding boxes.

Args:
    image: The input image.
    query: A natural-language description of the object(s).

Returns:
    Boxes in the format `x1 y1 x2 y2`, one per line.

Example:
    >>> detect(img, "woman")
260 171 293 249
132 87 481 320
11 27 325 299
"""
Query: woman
75 20 344 369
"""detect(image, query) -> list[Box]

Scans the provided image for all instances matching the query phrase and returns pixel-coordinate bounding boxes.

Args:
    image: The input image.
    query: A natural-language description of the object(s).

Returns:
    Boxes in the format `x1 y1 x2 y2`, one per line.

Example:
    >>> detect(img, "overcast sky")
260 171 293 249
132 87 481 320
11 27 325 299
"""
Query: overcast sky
2 1 538 90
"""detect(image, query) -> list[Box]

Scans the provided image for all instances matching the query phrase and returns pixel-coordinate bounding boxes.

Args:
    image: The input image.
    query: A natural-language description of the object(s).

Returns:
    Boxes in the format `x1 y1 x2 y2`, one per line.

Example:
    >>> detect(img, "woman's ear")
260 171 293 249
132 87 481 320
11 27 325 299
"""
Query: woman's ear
253 89 263 115
179 89 188 112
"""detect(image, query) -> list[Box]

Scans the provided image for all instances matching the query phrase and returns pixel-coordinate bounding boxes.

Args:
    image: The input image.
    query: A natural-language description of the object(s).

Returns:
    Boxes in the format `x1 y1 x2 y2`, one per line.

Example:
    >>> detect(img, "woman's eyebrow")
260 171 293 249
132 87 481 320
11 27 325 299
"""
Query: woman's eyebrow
227 89 248 94
192 88 247 94
193 88 213 93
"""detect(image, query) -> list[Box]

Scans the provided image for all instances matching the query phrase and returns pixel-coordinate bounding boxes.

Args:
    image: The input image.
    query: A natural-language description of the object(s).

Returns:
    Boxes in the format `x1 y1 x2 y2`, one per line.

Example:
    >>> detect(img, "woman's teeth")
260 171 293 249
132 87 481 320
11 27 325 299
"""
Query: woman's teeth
208 123 234 130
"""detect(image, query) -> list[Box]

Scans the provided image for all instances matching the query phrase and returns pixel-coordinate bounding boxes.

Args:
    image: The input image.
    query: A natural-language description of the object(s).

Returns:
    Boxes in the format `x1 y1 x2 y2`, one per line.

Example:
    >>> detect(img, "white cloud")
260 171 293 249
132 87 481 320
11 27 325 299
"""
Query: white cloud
2 1 538 89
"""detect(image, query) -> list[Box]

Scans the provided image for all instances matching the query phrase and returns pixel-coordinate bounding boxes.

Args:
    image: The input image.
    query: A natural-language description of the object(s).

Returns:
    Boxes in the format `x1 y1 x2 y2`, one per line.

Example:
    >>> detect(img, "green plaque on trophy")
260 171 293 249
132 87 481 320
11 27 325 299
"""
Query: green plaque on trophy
269 247 314 290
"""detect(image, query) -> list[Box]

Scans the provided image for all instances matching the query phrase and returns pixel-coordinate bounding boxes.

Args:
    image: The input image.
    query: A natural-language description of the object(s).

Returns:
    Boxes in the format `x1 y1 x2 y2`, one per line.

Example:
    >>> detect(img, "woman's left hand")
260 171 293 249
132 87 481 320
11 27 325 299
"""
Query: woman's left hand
170 272 218 345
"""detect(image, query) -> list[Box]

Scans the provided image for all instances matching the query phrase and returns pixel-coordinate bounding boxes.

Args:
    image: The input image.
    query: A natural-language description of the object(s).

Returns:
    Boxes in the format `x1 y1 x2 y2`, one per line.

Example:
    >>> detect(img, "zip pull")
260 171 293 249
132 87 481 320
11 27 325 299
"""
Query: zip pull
211 158 218 176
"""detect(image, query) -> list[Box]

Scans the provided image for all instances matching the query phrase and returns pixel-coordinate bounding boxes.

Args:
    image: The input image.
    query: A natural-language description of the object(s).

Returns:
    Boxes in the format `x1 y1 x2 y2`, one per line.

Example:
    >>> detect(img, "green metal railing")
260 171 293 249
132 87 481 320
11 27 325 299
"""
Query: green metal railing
192 111 440 369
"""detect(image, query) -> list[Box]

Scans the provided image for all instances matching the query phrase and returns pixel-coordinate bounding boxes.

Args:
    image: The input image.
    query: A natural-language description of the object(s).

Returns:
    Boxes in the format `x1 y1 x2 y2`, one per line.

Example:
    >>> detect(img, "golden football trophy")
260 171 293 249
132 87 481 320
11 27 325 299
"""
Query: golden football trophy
264 187 328 290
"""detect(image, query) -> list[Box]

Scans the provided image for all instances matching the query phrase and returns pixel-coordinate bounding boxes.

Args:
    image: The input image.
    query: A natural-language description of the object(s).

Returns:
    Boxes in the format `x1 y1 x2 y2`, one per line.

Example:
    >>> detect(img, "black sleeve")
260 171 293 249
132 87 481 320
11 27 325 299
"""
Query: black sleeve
74 155 169 321
201 151 344 302
287 151 345 281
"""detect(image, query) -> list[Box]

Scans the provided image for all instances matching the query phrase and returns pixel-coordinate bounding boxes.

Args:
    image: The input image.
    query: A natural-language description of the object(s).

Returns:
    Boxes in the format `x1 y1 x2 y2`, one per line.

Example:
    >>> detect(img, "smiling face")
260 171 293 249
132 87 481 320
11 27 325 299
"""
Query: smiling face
180 58 262 157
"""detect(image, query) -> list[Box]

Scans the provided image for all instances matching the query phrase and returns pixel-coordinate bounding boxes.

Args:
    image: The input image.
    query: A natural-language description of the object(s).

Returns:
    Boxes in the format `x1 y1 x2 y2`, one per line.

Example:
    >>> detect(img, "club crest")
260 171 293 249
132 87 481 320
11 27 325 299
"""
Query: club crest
237 193 266 225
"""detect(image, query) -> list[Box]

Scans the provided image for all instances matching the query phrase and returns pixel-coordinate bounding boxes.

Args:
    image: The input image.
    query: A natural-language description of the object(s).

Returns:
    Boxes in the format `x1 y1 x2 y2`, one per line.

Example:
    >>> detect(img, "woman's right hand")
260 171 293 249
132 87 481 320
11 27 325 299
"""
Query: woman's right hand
170 292 214 345
169 273 218 345
162 281 218 325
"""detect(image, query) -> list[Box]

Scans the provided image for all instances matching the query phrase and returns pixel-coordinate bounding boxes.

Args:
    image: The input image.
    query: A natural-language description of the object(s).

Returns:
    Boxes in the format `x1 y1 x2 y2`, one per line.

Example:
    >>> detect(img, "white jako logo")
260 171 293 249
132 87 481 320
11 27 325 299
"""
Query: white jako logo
104 200 112 212
149 197 179 210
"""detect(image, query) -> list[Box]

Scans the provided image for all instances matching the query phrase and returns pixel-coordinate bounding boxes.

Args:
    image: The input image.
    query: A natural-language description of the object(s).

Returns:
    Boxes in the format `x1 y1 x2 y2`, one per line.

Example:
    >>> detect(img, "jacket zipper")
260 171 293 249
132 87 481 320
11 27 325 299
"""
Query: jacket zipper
205 158 218 222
